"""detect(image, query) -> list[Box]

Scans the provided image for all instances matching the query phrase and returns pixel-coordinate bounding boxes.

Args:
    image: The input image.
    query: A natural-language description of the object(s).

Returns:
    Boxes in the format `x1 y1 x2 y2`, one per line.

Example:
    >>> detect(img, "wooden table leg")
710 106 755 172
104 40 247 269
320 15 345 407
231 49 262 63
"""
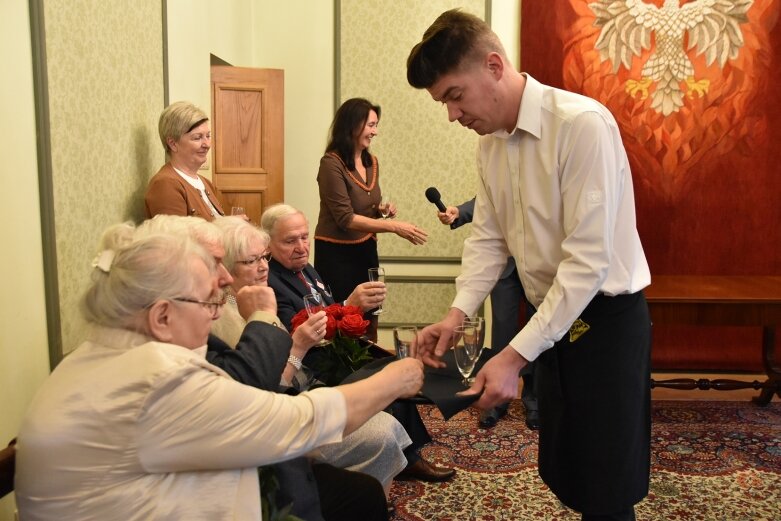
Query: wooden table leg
752 325 781 406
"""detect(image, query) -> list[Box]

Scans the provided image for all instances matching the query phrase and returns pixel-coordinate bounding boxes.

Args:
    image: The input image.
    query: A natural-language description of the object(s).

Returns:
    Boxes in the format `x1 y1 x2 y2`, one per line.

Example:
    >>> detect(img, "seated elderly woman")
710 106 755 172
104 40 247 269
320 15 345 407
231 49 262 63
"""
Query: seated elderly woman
144 101 225 221
15 223 423 520
210 216 411 497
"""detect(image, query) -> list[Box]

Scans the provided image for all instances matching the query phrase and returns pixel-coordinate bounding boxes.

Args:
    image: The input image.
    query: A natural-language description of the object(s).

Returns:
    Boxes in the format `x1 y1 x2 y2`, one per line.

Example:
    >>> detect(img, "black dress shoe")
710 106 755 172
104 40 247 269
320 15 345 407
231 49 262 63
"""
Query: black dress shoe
395 458 456 482
525 409 540 431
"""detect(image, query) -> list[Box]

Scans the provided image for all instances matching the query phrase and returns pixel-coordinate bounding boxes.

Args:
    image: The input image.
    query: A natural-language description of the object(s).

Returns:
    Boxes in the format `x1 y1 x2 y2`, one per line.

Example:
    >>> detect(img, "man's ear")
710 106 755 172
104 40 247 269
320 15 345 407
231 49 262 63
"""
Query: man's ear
486 52 504 79
146 300 174 343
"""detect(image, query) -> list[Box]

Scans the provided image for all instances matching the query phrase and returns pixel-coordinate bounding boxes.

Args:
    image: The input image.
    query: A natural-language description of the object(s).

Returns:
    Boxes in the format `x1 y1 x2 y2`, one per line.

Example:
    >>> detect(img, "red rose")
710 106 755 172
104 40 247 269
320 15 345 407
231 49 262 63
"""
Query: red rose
338 313 369 337
323 313 338 340
290 308 308 332
324 303 343 320
341 305 363 317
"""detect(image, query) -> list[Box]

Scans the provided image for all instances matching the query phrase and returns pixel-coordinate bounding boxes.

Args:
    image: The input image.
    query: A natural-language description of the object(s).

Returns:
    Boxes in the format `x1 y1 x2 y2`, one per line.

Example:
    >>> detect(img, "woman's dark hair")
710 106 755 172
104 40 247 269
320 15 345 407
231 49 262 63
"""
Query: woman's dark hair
325 98 381 170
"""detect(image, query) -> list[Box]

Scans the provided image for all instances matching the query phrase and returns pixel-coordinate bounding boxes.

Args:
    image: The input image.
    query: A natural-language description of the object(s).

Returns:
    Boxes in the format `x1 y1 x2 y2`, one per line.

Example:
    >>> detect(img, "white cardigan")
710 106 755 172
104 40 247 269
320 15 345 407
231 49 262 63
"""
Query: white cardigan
15 326 346 520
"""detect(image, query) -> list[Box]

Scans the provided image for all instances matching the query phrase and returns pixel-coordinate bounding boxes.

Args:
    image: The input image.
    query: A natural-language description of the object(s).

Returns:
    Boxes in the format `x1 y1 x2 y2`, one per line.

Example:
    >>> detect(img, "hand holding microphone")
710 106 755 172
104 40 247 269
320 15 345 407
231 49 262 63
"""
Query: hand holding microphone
425 187 459 229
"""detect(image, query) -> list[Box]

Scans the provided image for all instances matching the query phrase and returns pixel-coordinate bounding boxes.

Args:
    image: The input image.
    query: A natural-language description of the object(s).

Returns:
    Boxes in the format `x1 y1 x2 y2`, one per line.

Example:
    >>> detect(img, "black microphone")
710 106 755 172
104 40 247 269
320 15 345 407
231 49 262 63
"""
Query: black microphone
425 187 447 212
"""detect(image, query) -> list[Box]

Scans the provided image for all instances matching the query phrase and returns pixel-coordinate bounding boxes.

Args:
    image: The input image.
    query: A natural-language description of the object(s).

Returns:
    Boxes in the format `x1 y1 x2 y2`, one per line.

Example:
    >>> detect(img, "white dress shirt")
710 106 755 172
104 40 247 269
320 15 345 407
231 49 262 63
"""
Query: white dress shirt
452 74 650 363
15 325 346 520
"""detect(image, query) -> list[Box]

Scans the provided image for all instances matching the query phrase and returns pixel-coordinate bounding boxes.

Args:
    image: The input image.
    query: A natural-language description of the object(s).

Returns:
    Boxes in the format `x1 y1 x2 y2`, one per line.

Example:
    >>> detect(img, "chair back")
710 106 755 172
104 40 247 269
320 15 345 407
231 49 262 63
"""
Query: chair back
0 439 16 498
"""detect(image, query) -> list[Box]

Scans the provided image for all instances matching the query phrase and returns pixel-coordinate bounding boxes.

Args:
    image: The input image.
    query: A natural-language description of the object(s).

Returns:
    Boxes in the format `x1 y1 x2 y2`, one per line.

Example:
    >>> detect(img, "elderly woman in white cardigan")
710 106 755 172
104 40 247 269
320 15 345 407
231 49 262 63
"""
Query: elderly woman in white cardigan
15 223 422 520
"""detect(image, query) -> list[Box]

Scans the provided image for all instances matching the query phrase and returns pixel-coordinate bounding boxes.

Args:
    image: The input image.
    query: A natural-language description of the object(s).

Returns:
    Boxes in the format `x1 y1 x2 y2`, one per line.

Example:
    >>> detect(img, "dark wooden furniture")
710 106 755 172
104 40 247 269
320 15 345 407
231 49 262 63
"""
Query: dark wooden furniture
0 439 16 498
645 275 781 405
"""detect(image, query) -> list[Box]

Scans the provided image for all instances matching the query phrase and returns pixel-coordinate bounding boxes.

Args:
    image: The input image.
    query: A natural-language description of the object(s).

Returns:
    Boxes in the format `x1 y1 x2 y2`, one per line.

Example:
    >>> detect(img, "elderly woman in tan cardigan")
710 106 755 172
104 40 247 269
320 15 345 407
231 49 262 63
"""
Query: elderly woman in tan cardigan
144 101 225 221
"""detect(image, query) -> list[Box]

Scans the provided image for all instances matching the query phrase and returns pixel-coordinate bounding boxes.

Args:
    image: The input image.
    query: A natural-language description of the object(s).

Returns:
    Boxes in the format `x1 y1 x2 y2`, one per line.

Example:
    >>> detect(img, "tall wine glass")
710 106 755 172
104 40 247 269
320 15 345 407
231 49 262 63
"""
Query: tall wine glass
303 293 330 346
462 316 485 359
379 194 392 219
368 267 385 315
452 325 479 386
393 326 417 359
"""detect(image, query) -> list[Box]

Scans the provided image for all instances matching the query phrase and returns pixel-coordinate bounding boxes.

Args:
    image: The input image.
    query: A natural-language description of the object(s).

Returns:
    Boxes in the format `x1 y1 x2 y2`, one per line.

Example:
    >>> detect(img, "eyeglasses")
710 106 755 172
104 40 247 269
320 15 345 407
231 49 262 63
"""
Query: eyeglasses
173 292 227 317
236 251 272 266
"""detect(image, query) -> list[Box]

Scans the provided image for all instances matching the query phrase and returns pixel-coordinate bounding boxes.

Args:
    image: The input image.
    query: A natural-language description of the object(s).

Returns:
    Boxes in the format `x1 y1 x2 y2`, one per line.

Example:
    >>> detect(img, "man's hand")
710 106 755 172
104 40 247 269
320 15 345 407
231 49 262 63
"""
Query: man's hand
235 285 277 319
415 308 465 368
458 346 528 409
346 281 386 312
437 206 459 225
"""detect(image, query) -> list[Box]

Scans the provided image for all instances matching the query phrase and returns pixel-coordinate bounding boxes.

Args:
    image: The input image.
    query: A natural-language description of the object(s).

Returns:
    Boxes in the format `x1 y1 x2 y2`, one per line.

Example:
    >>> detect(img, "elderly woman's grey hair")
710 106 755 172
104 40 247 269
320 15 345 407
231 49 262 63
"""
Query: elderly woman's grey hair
260 203 306 238
212 216 270 273
81 223 212 329
137 215 223 252
158 101 209 156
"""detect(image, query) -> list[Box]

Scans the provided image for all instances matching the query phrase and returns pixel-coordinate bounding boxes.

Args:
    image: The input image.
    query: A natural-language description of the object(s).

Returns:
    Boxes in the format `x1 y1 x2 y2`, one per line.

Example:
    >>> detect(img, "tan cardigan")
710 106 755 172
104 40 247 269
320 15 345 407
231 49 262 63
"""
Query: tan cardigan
144 163 225 221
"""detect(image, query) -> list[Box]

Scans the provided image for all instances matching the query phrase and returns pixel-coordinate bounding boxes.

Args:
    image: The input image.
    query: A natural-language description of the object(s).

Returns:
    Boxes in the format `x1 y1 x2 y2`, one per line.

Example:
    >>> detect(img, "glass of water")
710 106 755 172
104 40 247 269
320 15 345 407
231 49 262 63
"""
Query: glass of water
367 267 385 315
393 326 417 359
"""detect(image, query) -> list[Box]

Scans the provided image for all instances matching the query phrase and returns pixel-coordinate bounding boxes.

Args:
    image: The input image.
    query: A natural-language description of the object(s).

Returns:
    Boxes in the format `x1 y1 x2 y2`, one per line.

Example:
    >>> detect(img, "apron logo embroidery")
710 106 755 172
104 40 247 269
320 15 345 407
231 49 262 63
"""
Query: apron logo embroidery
569 319 590 343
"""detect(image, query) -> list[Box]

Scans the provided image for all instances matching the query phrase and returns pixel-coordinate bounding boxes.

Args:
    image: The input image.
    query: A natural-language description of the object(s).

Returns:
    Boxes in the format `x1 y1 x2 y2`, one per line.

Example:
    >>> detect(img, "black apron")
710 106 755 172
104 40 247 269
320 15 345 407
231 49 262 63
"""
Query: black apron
536 291 651 514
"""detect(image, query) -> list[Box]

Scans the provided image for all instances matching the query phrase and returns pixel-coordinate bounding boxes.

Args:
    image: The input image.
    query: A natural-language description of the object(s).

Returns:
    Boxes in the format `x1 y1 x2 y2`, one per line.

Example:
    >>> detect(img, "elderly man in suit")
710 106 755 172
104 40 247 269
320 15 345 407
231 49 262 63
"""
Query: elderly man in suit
261 203 456 483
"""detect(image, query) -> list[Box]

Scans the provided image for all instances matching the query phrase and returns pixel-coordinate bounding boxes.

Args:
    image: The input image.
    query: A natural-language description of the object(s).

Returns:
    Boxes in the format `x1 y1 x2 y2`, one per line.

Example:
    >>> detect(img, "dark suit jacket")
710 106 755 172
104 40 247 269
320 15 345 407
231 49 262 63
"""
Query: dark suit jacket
267 258 335 331
206 321 325 521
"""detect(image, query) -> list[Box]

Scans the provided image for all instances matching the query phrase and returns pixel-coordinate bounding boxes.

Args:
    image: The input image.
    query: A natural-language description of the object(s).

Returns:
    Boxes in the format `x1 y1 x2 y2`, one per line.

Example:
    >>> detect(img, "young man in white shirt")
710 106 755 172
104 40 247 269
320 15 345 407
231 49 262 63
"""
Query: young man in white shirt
407 9 652 521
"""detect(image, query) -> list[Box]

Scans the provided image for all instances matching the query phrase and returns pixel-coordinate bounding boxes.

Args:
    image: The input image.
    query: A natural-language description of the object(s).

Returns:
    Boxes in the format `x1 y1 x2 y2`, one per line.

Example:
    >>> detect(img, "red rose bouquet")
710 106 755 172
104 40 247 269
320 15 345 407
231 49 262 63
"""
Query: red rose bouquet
291 303 372 386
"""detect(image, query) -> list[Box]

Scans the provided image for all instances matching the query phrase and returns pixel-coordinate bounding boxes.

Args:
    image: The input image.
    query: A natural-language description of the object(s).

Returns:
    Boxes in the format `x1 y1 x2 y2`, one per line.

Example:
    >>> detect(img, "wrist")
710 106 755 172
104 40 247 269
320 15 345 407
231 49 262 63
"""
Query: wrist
287 354 303 371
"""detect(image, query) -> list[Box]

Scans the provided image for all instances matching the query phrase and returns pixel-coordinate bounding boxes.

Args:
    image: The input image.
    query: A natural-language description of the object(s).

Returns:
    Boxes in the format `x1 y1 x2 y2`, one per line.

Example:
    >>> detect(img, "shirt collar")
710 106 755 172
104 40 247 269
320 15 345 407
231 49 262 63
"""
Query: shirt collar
491 73 543 140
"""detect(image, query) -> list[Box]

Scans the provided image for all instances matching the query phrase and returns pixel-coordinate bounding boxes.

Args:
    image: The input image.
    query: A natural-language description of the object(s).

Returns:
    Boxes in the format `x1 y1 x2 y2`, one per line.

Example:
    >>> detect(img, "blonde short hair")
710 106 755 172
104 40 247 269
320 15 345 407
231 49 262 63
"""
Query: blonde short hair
138 215 223 251
213 216 270 273
81 222 212 329
158 101 209 154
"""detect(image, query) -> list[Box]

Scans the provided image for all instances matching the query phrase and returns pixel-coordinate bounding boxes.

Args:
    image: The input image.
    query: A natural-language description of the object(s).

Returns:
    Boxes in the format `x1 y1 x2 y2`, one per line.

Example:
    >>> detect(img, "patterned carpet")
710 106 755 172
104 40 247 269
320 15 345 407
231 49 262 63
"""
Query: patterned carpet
390 400 781 520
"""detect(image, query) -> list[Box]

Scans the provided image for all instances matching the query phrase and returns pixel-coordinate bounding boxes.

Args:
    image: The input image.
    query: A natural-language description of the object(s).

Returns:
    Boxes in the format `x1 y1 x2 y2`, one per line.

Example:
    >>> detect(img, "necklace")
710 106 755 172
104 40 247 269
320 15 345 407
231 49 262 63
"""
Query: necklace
328 152 377 194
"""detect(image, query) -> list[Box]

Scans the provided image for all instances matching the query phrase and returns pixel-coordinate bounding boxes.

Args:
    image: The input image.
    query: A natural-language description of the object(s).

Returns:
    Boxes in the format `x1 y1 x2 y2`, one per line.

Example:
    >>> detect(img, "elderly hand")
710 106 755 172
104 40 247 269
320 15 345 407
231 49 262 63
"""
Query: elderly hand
386 202 398 219
291 311 328 351
415 308 465 368
380 357 424 398
235 285 277 319
346 281 386 312
458 346 528 409
393 221 428 245
437 206 459 225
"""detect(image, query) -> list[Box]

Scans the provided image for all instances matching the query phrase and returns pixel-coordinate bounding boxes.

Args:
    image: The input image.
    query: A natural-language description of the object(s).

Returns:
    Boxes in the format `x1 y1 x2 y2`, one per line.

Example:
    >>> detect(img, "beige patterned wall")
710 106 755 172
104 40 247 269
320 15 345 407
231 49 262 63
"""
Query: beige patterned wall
339 0 487 328
44 0 164 353
339 0 485 260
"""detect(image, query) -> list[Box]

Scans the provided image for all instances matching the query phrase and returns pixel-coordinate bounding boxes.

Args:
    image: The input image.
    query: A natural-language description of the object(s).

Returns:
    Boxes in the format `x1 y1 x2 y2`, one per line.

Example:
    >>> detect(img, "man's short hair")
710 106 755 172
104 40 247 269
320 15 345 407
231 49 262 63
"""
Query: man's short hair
406 9 505 89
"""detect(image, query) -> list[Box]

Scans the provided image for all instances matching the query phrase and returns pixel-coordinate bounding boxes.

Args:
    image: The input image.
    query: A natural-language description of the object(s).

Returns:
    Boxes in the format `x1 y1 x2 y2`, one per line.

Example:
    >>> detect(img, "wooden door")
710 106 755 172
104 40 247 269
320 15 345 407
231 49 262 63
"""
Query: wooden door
210 66 284 224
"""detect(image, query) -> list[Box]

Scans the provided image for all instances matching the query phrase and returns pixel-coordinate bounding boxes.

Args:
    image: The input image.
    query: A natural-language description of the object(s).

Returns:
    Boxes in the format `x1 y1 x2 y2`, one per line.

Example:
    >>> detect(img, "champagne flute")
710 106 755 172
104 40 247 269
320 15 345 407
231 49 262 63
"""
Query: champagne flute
368 267 385 315
452 325 479 386
303 293 330 346
379 194 391 219
393 326 417 359
462 316 485 359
